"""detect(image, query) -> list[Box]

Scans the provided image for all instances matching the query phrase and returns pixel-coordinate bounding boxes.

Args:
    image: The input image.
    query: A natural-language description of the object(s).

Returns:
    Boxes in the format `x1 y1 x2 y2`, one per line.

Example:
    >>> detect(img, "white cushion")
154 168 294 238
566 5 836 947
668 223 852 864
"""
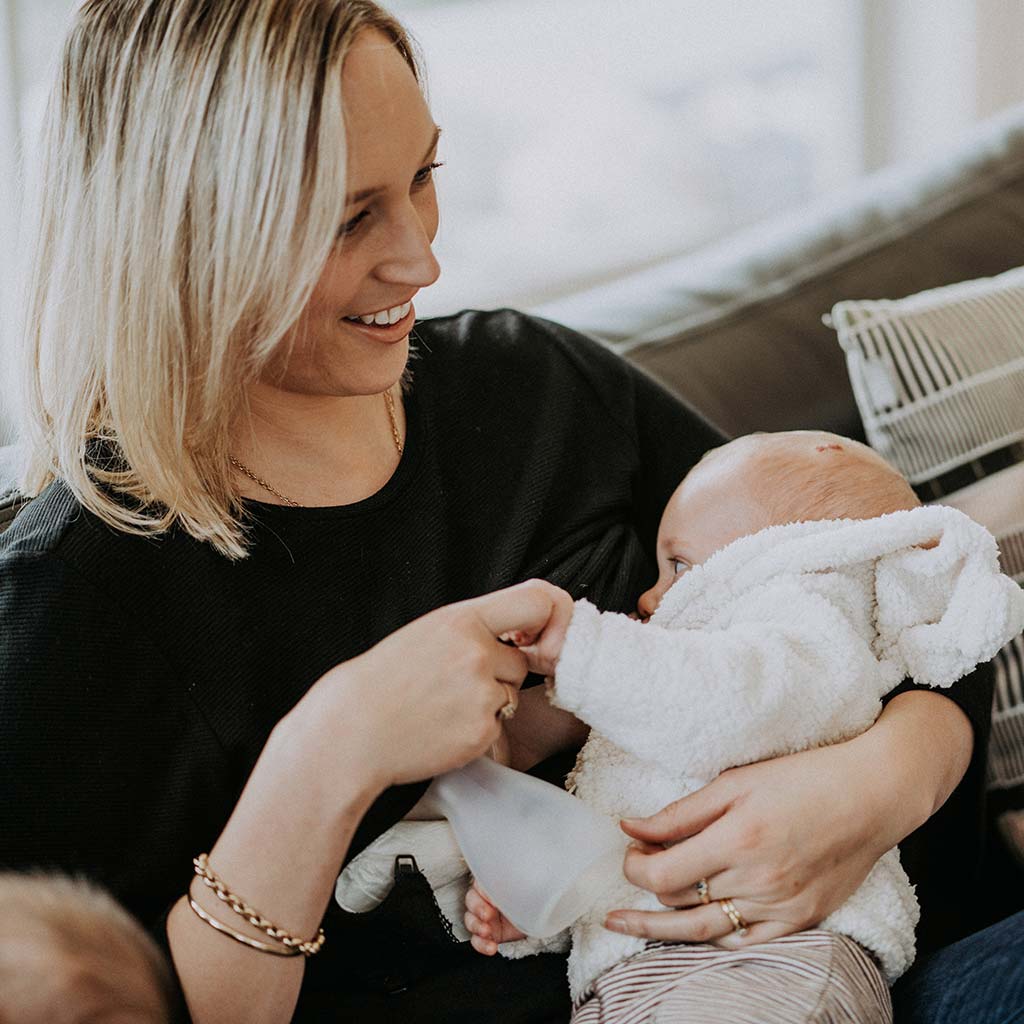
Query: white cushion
829 265 1024 483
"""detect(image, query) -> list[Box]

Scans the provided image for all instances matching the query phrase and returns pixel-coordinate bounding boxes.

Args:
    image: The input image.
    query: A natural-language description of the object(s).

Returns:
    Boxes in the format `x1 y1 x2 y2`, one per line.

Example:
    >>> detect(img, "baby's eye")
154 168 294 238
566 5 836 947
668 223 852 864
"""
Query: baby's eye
670 558 690 576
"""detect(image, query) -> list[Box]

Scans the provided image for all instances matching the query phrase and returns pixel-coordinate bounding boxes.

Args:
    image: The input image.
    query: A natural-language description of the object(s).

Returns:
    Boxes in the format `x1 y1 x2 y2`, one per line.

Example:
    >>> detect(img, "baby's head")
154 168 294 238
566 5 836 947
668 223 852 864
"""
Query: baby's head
0 873 173 1024
637 431 919 617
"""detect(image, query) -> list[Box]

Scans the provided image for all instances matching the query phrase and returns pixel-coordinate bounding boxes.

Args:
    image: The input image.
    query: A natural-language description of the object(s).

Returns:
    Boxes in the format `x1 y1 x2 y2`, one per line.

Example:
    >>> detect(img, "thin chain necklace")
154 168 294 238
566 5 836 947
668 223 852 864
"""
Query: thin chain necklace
230 390 404 507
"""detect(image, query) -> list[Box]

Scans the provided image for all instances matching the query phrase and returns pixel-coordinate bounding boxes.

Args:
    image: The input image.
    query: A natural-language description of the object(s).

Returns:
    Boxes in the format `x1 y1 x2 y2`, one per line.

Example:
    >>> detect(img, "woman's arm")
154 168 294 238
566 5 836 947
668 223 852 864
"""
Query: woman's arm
603 687 975 946
166 694 380 1024
167 578 577 1024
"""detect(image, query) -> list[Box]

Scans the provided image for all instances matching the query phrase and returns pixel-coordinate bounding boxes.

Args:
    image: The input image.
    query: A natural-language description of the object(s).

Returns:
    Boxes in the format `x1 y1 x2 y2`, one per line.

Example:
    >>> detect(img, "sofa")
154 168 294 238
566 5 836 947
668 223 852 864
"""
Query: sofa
3 101 1023 920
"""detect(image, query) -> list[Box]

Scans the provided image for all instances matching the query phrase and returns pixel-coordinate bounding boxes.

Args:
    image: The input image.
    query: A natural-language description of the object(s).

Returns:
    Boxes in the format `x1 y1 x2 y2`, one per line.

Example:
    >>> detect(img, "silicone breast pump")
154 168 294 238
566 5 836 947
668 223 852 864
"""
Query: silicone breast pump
424 756 627 938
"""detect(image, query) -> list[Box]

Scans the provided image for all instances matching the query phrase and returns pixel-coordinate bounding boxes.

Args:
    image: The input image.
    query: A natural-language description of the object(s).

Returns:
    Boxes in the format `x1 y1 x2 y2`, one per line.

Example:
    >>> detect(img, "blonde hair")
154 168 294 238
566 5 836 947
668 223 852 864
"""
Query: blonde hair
17 0 419 558
0 872 172 1024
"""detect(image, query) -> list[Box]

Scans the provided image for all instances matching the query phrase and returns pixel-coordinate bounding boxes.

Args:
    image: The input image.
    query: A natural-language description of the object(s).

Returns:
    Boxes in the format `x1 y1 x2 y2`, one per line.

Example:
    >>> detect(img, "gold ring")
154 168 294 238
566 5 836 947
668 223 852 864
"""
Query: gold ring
718 899 748 936
499 683 518 720
695 878 711 905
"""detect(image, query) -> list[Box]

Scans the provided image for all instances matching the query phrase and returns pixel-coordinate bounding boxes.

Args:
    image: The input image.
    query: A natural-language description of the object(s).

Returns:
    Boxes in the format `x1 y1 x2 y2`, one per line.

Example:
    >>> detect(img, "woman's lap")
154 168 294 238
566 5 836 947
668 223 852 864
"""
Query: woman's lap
891 911 1024 1024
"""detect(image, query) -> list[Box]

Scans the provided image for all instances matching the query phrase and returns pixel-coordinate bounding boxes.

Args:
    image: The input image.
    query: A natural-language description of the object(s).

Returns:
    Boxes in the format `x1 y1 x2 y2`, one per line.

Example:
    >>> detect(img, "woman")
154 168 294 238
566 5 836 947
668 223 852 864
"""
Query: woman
0 2 1005 1022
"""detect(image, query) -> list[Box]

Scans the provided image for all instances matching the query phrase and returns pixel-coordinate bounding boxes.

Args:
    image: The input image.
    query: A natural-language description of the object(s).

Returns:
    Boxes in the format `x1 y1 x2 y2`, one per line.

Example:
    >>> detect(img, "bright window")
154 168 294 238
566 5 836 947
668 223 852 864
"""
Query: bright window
391 0 864 315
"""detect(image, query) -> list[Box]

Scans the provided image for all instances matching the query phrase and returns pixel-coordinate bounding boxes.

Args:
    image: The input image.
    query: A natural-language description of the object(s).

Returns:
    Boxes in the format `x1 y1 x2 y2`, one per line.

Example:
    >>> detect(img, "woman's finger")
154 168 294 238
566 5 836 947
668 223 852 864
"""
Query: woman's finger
622 828 730 898
713 917 795 950
471 579 567 642
650 869 734 909
620 782 732 845
491 639 529 688
604 898 757 944
525 589 574 676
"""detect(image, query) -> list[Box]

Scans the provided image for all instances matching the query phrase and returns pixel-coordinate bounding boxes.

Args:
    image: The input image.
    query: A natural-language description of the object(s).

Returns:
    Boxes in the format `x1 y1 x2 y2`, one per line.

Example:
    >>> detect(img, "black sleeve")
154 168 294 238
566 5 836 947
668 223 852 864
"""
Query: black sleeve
625 362 728 562
0 552 223 933
889 657 995 951
521 313 726 559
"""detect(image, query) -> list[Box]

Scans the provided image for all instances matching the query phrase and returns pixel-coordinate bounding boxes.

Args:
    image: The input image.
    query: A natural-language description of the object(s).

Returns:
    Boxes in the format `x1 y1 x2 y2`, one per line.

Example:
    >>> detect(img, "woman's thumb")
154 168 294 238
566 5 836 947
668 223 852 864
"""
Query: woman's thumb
620 785 728 843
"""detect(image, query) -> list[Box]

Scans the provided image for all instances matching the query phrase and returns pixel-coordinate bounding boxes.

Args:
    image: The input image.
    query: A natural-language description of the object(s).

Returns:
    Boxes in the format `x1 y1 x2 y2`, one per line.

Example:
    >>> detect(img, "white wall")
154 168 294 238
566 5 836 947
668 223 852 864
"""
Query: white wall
862 0 1024 170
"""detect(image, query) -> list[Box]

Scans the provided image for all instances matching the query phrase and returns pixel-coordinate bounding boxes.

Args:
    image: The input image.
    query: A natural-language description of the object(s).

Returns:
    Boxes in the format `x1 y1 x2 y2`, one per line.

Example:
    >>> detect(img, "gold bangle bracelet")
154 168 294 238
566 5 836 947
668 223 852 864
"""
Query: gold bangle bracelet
187 897 300 957
193 854 325 957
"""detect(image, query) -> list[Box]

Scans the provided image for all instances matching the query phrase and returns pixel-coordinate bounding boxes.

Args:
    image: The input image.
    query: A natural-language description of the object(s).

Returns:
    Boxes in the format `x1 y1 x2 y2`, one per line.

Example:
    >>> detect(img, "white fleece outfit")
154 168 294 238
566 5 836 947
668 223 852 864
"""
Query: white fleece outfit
540 505 1023 1000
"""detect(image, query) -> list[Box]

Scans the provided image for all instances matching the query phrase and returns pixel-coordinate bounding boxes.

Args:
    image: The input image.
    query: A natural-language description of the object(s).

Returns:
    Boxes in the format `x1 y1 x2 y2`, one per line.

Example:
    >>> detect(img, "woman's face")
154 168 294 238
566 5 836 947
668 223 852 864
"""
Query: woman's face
265 29 441 398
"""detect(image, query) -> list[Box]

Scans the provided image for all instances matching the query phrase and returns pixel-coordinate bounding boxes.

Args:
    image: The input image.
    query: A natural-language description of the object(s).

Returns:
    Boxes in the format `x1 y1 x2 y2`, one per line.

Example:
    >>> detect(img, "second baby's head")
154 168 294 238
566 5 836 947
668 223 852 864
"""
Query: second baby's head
637 431 920 618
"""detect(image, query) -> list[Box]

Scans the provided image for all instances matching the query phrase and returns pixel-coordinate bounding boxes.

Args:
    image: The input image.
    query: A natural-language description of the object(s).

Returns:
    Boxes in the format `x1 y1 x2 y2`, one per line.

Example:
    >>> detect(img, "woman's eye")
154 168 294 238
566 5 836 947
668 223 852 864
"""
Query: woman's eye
336 210 368 239
335 162 443 242
412 161 444 187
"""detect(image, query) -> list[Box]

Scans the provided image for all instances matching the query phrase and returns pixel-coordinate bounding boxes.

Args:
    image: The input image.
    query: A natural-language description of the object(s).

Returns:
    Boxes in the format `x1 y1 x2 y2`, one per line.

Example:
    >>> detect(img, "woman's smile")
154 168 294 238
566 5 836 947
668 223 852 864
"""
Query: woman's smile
339 299 416 344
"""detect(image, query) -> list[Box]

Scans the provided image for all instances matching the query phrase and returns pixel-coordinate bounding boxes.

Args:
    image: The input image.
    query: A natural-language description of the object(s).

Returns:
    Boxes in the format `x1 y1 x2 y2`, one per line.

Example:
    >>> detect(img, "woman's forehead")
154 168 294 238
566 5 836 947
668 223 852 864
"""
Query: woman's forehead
341 29 433 173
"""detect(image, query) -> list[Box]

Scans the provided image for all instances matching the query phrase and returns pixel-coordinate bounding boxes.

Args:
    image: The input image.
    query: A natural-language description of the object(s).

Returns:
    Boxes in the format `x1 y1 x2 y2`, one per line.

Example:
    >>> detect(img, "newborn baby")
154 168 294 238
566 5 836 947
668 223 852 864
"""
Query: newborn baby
496 431 1022 1012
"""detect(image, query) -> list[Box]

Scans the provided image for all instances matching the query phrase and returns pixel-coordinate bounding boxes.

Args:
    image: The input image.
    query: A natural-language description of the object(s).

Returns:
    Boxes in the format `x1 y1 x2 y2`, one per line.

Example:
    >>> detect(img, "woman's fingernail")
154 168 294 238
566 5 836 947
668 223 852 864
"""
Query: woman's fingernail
605 917 631 934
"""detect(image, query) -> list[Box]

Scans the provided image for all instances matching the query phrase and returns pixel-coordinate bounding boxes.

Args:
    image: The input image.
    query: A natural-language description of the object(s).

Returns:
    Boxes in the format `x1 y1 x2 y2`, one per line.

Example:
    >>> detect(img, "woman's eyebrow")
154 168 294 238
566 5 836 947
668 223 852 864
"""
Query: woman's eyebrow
345 124 442 204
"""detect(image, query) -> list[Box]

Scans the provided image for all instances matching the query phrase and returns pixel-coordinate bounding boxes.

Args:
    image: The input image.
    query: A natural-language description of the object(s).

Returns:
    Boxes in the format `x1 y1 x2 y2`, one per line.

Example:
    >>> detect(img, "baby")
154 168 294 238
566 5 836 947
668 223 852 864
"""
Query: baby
0 872 173 1024
339 430 1023 1022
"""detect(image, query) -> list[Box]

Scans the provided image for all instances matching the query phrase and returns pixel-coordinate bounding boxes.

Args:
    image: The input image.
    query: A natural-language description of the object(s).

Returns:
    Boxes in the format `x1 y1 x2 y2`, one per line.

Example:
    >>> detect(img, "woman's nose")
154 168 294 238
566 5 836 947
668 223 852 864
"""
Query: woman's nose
376 204 441 288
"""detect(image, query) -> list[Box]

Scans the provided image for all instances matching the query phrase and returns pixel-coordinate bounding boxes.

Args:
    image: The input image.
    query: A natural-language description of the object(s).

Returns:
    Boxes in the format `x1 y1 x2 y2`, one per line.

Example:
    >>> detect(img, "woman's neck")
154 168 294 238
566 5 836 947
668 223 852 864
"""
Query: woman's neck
230 382 406 507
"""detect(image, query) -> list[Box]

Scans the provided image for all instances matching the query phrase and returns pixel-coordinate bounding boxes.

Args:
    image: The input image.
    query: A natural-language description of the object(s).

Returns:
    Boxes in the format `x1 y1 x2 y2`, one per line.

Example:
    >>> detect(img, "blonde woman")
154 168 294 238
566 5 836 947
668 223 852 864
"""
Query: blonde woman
0 3 1002 1023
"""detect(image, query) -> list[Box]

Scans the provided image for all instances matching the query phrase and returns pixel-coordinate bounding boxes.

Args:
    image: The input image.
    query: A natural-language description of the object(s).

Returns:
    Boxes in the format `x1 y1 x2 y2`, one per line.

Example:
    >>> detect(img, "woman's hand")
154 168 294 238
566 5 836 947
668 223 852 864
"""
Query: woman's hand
604 691 973 947
304 578 575 790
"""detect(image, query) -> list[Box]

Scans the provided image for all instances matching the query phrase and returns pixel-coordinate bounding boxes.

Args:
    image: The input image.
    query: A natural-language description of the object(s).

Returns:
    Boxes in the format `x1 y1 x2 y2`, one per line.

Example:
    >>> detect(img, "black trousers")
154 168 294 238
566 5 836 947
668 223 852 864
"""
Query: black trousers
296 855 571 1023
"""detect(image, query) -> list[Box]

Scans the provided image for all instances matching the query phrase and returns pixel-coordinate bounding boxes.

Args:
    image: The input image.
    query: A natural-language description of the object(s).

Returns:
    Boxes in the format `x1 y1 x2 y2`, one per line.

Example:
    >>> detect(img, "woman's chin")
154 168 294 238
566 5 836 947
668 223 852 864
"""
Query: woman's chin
254 337 410 399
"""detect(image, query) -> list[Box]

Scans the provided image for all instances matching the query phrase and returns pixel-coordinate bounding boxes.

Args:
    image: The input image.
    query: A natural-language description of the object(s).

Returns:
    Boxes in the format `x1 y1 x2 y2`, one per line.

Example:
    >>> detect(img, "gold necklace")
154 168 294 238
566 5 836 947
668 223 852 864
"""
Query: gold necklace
230 390 404 507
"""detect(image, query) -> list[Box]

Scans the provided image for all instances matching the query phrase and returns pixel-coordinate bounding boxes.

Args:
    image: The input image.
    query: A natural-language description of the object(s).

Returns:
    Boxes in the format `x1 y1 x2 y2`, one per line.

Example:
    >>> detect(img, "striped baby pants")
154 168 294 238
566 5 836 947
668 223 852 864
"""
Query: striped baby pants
571 931 891 1024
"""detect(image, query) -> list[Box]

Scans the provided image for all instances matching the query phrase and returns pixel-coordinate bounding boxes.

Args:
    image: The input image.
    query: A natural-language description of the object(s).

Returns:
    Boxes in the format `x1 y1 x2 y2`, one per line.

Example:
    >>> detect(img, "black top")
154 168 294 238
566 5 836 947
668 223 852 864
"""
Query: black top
0 310 993 1021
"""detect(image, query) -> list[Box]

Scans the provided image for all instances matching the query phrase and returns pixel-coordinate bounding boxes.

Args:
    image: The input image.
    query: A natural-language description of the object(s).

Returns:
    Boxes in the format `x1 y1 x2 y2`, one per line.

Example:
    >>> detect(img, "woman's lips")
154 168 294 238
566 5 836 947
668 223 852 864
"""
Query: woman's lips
341 303 415 343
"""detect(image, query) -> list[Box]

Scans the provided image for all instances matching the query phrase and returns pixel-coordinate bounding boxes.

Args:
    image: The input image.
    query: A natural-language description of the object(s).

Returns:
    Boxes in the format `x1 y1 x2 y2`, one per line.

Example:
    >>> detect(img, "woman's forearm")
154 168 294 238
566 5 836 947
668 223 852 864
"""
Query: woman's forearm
850 689 975 849
167 690 383 1024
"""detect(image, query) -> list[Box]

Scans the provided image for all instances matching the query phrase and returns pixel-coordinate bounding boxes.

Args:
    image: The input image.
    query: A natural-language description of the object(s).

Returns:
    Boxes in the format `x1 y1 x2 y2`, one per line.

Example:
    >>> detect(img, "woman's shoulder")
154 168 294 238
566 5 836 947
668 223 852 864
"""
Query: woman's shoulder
415 308 635 384
0 478 212 620
413 308 647 426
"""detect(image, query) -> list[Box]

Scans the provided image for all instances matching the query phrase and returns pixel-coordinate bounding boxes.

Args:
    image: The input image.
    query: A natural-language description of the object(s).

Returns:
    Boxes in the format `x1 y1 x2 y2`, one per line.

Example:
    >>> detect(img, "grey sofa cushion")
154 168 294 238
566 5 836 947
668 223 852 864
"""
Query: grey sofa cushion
534 102 1024 441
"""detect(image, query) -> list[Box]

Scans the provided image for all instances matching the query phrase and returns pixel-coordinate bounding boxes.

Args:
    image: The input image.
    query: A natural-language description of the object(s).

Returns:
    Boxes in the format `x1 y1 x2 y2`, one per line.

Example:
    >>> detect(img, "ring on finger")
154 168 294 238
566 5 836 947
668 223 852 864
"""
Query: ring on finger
718 899 748 937
498 683 518 720
695 878 711 905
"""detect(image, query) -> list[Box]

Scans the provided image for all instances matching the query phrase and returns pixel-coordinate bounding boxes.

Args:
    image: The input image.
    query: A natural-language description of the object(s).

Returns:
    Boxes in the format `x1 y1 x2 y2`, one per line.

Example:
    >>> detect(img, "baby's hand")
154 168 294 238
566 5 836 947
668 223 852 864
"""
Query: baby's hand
501 584 575 677
464 881 527 954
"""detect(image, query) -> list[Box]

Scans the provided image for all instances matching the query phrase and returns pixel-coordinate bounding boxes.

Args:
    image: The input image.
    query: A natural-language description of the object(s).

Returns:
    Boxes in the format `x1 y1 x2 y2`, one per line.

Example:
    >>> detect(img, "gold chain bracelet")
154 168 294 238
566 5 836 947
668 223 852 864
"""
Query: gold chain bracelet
192 854 326 957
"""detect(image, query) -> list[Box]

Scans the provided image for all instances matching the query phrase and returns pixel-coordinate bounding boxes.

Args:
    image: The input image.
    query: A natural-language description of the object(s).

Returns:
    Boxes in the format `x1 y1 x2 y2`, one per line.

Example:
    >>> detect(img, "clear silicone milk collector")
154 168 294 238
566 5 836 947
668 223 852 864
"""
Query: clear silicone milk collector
425 756 628 937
